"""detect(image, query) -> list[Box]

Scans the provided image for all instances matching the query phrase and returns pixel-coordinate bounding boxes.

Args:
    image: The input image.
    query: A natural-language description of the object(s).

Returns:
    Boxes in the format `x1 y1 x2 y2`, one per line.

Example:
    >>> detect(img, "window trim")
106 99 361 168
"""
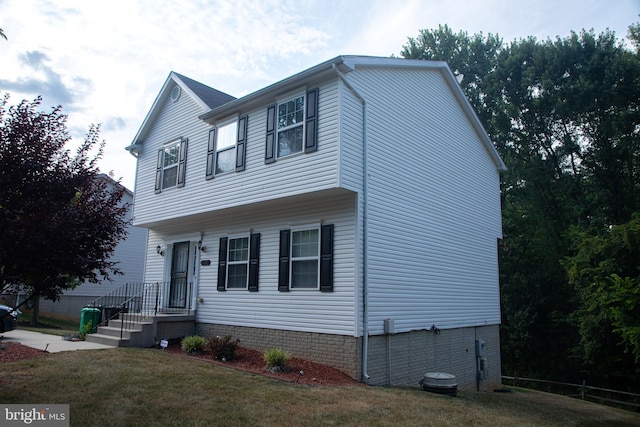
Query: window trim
214 118 238 176
217 232 260 292
206 115 248 180
289 226 321 290
276 93 306 159
265 87 318 164
155 137 187 193
278 224 333 292
225 234 250 290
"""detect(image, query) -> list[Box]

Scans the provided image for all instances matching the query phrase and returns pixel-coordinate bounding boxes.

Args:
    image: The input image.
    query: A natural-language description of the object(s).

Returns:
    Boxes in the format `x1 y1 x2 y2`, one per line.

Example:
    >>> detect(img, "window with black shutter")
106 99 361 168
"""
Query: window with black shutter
278 224 333 291
265 88 319 163
217 233 260 291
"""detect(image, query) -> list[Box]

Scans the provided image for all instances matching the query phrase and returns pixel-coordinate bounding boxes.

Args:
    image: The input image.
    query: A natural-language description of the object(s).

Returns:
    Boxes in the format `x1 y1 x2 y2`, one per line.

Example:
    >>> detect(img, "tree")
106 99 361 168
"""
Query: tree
565 218 640 381
0 94 129 324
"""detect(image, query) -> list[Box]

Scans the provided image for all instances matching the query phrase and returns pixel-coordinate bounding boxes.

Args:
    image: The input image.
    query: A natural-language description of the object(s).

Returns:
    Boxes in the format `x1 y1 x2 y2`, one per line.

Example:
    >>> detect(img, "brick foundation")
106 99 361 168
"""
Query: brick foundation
195 323 500 390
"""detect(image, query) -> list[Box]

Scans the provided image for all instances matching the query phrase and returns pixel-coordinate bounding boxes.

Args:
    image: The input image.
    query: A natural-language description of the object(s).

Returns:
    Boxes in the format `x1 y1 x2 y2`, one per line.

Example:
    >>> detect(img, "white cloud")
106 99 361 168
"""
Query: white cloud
0 0 636 188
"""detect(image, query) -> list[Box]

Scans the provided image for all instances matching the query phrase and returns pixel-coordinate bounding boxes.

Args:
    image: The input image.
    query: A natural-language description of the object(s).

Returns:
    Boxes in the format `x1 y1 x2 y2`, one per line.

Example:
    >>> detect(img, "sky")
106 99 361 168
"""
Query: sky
1 0 638 190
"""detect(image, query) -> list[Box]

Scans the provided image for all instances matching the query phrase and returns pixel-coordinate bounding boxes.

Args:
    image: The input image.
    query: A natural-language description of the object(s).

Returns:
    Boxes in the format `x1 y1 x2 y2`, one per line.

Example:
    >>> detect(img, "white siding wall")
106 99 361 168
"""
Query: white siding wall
145 190 358 336
133 80 341 227
345 66 503 334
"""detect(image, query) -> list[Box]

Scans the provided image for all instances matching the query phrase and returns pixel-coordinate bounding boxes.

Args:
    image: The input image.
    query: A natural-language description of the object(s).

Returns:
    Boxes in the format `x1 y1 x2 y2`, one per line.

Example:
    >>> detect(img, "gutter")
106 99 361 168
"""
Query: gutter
332 63 370 382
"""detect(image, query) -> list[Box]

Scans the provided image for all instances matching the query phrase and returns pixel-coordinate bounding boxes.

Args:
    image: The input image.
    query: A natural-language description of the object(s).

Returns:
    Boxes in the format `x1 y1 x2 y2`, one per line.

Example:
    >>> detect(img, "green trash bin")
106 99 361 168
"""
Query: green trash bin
79 307 100 335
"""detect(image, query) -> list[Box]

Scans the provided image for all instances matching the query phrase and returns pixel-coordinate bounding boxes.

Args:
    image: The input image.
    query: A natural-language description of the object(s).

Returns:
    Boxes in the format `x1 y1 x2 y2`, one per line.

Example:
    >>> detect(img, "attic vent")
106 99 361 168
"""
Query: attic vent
170 85 181 102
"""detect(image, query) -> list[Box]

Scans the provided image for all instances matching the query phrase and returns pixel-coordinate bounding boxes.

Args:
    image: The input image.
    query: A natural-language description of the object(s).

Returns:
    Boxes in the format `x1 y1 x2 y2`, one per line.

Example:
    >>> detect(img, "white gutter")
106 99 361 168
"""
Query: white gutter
332 64 370 382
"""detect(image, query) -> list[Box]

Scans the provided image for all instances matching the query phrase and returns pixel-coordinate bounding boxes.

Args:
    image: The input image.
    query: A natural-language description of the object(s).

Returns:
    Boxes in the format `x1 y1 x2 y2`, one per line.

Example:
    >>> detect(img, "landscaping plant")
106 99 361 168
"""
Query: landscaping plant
181 335 207 354
209 335 239 361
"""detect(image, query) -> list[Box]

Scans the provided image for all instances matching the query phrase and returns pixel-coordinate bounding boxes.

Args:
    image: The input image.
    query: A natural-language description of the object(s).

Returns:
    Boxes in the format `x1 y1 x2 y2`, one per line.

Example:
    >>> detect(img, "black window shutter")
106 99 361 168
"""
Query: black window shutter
265 104 276 164
236 115 248 171
304 88 319 153
177 138 188 187
217 237 228 291
320 224 334 292
206 129 216 180
278 229 290 292
248 233 260 292
155 149 163 193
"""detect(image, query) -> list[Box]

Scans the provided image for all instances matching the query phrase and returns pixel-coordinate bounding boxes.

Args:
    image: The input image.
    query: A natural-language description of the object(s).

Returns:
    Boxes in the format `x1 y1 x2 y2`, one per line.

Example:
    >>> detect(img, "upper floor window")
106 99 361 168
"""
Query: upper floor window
155 138 188 193
206 115 248 179
215 121 238 174
277 95 305 157
162 142 180 188
265 88 318 164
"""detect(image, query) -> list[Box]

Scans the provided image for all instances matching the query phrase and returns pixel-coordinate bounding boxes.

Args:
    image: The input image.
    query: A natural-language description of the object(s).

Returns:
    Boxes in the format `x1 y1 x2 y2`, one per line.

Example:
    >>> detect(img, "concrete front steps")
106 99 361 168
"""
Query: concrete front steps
85 312 196 348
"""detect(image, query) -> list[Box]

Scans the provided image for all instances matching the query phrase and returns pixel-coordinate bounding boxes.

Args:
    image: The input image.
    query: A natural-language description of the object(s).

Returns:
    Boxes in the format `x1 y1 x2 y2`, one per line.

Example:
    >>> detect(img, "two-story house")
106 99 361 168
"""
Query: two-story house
123 56 506 390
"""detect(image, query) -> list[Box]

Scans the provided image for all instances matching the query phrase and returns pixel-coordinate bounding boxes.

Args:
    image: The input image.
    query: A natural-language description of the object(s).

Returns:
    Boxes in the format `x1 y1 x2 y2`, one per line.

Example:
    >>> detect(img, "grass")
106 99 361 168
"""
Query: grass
17 313 79 336
0 349 639 427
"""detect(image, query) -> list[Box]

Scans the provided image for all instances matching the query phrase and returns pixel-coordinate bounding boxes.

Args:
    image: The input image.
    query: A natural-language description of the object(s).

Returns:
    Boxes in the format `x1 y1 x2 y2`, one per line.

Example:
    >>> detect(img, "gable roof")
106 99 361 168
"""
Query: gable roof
125 72 235 153
199 55 506 172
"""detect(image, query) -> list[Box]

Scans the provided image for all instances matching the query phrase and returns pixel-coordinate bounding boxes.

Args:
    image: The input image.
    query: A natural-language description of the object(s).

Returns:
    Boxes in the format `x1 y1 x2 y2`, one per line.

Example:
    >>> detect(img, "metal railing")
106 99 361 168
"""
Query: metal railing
503 375 640 412
87 281 194 339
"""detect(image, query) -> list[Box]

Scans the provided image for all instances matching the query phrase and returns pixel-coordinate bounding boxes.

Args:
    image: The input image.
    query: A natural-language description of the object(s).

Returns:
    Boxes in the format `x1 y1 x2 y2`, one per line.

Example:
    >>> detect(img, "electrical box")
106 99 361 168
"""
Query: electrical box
475 339 485 357
480 357 488 371
383 318 395 334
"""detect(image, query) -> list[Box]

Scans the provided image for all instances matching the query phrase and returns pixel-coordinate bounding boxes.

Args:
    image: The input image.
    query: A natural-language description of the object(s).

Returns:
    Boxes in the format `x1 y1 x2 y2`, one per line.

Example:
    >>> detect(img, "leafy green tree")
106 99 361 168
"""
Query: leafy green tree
0 94 129 324
565 218 640 381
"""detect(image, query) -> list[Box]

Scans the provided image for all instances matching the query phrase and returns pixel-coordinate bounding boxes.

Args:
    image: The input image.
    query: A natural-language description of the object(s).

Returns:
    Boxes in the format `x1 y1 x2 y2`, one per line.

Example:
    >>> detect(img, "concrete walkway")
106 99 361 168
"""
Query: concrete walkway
1 329 113 353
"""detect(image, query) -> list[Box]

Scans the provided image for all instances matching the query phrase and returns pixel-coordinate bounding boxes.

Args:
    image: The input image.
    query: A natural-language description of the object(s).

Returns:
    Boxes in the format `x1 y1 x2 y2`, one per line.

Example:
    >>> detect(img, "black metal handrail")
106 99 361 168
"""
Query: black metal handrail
86 281 194 339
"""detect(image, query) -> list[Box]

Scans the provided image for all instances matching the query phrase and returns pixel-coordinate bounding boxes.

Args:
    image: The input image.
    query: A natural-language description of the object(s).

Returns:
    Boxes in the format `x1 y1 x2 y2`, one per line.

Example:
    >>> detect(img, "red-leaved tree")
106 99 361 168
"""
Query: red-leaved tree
0 94 129 324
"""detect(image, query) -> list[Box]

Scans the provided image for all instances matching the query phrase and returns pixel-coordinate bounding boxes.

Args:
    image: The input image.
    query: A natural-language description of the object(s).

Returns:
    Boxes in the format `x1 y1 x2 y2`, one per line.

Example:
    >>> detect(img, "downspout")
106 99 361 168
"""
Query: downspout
332 63 370 381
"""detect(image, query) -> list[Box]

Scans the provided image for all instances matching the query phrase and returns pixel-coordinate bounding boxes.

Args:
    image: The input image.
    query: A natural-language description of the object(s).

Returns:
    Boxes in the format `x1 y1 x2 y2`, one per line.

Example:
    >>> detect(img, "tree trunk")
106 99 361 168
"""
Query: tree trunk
30 295 40 326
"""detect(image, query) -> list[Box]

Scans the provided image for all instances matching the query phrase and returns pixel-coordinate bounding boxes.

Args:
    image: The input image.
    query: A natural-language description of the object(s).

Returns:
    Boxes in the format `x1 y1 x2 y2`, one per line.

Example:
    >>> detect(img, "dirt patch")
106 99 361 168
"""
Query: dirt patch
163 343 361 386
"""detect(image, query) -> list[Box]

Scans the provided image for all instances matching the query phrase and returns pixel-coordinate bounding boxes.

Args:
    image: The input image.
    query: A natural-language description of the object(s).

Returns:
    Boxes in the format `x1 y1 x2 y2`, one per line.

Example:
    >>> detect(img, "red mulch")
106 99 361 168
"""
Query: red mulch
0 339 359 386
163 343 361 386
0 342 48 362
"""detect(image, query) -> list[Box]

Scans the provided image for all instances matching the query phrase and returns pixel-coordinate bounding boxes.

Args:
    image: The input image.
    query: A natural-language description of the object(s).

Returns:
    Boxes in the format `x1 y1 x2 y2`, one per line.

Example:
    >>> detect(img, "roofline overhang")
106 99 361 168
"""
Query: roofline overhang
198 55 506 172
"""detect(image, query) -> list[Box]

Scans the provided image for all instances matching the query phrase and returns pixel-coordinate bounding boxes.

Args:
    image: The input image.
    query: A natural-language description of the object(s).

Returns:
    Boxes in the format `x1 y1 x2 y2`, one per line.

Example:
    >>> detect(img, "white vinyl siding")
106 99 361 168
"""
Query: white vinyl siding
343 66 502 334
146 190 357 336
133 80 340 227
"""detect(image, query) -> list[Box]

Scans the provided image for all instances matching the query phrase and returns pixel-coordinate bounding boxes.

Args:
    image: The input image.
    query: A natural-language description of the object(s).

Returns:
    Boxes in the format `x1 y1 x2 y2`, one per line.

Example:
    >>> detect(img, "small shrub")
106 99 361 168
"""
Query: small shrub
263 348 290 371
79 321 92 340
209 335 239 361
181 335 207 354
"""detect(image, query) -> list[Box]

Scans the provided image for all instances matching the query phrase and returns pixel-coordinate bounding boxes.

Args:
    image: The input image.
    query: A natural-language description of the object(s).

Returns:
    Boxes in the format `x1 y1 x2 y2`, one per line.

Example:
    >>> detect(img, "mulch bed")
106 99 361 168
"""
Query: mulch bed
0 338 359 386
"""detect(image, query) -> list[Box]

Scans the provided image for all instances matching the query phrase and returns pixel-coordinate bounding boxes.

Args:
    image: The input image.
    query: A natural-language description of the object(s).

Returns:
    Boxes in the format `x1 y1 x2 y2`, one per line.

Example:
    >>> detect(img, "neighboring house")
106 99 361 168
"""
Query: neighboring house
39 175 147 318
124 56 506 390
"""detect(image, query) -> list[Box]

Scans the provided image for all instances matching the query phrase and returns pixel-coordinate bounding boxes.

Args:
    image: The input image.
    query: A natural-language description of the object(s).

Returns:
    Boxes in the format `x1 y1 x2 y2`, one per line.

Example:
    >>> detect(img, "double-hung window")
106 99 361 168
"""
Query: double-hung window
265 88 318 163
278 224 333 292
217 233 260 291
290 229 320 288
226 236 249 289
155 138 188 193
277 95 305 157
206 115 248 179
215 121 238 174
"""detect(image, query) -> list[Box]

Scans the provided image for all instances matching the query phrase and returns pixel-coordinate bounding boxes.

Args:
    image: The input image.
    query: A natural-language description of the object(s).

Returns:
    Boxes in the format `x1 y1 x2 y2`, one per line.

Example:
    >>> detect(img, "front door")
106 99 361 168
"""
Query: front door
169 241 190 308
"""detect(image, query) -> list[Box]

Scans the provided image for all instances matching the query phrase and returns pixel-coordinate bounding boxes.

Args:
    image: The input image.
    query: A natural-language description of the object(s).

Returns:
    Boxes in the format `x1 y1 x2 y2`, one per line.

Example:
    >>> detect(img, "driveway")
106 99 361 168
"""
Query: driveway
0 329 112 353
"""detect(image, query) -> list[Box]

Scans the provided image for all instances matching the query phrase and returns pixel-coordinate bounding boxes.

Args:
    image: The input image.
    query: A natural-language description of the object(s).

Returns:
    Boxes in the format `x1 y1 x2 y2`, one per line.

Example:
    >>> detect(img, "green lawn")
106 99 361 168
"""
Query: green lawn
1 348 639 427
17 313 79 336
